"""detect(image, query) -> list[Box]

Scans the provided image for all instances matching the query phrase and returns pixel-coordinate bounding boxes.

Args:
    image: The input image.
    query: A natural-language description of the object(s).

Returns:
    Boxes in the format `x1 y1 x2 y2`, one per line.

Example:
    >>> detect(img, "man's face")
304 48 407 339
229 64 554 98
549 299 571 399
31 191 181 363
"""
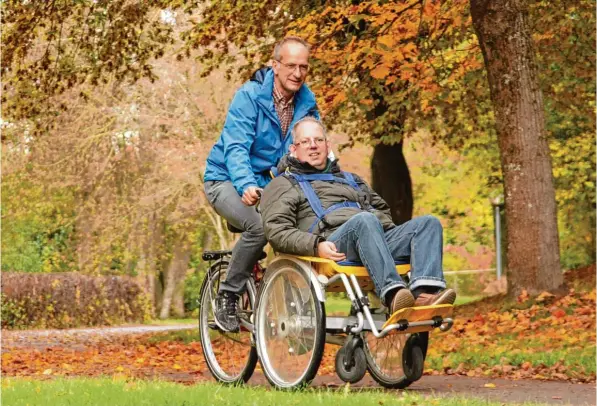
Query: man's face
272 42 309 98
289 121 330 170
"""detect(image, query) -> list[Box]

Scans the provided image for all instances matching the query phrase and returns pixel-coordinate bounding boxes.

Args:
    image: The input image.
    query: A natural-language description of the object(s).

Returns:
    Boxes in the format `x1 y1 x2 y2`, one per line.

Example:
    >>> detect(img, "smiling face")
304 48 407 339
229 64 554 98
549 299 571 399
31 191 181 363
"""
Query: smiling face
289 120 330 170
272 41 310 98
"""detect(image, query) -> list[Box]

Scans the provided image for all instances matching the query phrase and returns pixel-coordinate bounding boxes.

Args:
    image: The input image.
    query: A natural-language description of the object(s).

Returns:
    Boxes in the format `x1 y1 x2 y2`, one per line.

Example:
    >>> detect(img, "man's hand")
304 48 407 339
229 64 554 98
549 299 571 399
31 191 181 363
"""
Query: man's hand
317 241 346 261
241 186 262 206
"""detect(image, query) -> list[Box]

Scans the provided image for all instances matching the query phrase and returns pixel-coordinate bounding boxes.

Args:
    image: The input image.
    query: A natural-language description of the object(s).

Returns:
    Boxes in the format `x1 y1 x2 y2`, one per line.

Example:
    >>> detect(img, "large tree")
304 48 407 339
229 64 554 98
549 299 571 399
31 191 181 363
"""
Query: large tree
469 0 563 295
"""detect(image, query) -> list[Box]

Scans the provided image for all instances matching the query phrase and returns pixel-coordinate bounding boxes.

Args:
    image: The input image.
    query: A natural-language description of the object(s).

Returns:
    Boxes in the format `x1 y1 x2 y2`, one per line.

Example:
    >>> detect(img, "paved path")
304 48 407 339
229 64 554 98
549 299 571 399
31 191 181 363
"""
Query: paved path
2 324 196 351
3 324 595 405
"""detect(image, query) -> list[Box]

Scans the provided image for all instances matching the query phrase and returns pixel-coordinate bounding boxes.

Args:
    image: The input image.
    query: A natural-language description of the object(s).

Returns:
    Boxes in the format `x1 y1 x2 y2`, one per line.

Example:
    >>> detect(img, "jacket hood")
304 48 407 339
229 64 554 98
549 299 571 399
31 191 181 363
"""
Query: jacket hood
276 153 341 175
250 67 270 84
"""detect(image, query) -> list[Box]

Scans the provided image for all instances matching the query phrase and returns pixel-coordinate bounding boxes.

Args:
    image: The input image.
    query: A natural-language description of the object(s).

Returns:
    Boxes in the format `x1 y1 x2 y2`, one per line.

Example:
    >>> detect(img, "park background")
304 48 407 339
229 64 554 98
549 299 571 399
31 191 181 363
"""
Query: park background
2 0 594 322
0 1 595 404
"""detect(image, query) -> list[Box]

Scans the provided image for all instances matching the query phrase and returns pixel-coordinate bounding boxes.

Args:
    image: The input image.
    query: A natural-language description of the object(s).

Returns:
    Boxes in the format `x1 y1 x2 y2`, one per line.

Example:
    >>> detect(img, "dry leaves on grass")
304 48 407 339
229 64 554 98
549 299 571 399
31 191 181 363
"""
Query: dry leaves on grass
427 286 596 383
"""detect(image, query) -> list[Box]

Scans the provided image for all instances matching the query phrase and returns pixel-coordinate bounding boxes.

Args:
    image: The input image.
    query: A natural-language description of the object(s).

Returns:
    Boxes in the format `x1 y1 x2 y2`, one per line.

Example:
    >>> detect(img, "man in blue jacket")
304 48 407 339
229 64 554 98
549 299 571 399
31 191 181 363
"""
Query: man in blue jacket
203 36 319 331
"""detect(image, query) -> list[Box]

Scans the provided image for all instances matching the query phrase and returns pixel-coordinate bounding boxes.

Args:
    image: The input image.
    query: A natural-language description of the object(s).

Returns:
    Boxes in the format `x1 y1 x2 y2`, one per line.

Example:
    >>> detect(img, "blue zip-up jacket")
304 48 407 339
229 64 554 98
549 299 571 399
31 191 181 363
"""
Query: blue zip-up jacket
203 67 319 195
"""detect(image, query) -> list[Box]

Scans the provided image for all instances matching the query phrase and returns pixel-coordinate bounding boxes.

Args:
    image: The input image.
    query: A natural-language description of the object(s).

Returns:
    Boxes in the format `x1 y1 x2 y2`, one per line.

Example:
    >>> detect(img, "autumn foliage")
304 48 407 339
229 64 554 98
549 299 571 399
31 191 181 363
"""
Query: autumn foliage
1 273 152 329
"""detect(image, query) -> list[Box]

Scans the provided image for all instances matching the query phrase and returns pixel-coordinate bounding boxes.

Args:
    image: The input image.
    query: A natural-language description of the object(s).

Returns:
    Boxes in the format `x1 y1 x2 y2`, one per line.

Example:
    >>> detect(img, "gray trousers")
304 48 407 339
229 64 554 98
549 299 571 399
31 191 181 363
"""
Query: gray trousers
204 181 267 294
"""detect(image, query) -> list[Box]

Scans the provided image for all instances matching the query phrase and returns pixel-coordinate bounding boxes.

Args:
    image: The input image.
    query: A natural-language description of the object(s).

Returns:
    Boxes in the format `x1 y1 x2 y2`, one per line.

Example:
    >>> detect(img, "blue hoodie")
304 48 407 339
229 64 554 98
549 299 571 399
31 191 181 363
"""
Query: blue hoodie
203 67 319 195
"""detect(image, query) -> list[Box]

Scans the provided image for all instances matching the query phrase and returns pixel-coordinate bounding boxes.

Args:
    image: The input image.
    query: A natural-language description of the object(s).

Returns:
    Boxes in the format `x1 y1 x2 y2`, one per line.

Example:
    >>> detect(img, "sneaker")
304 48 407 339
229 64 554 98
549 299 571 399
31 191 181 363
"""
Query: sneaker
214 291 240 332
389 288 415 314
414 288 457 307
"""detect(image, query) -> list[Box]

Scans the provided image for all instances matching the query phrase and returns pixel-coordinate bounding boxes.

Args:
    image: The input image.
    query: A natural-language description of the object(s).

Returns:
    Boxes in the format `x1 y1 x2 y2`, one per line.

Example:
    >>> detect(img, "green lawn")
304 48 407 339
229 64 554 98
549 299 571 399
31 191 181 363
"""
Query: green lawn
1 378 550 406
325 293 480 315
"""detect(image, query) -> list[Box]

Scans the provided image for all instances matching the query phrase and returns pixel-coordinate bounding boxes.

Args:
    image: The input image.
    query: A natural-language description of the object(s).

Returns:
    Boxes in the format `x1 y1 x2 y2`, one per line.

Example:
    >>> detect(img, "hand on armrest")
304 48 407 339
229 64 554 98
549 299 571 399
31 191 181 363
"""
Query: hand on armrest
317 241 346 262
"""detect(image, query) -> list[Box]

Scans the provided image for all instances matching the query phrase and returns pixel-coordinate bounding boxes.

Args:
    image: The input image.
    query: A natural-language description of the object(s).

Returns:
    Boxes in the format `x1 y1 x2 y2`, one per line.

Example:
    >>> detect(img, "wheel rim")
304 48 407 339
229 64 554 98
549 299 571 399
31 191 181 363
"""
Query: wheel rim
200 266 254 382
364 331 408 382
256 267 320 387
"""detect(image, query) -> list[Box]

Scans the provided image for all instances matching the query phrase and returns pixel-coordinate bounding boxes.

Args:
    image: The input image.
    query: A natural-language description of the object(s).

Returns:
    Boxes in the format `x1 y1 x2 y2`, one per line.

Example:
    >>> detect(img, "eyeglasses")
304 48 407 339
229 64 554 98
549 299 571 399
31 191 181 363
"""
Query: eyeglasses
294 137 326 148
276 60 309 74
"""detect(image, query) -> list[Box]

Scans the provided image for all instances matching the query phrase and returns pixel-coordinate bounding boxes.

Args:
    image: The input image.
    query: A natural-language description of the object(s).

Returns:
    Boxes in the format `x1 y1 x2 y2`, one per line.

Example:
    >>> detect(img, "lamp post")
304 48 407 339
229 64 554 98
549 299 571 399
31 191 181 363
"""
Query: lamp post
491 196 505 280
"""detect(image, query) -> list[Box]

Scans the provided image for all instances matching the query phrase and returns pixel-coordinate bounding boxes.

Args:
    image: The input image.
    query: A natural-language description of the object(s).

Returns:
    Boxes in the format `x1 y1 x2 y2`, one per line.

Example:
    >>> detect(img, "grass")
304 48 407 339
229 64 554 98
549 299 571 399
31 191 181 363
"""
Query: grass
145 329 200 344
454 294 482 306
1 378 551 406
427 335 596 376
325 293 481 315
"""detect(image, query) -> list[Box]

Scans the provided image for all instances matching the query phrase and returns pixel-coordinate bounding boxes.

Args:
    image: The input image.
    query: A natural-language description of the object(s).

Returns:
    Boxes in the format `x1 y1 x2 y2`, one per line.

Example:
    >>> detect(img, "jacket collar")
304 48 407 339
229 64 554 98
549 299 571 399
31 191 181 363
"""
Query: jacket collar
254 68 317 124
277 154 342 175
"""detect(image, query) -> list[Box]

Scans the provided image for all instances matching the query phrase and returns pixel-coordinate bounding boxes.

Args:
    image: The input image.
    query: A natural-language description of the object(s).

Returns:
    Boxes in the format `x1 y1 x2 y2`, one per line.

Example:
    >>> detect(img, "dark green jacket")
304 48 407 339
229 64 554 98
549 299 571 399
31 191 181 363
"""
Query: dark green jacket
260 155 395 257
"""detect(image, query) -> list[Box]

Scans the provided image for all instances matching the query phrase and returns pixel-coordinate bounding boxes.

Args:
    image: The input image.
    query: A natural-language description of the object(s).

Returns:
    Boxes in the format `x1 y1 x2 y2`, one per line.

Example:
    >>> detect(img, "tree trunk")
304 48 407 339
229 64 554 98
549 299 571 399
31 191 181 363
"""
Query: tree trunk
172 282 186 318
371 142 413 225
135 214 160 316
159 238 192 319
75 203 94 274
470 0 563 296
367 92 413 225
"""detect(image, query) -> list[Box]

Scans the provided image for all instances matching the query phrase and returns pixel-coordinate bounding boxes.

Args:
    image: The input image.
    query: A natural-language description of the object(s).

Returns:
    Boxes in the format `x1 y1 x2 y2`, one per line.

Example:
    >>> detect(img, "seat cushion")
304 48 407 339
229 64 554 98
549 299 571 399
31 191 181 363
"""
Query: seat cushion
336 257 410 267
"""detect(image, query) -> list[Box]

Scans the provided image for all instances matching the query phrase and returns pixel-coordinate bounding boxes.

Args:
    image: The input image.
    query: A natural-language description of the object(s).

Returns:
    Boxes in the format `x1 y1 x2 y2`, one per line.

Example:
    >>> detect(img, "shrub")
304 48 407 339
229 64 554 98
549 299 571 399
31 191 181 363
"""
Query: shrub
1 272 152 329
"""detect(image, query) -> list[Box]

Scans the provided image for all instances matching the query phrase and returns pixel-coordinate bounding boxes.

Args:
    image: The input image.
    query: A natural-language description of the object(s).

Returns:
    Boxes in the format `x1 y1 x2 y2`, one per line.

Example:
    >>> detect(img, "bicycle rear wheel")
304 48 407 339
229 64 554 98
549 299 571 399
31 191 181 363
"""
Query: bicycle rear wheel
199 260 258 384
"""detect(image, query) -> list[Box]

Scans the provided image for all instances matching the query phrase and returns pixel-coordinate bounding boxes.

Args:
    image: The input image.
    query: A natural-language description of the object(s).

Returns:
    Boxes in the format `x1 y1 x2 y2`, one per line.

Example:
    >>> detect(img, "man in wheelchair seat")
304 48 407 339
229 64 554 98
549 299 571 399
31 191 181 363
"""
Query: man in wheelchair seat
260 117 456 315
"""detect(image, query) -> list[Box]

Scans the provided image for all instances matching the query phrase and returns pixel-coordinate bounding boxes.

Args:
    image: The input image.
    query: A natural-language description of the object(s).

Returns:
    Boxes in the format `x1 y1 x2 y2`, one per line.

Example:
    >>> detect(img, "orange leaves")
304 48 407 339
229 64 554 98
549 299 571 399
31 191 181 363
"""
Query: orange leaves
428 285 596 382
376 35 395 49
2 338 207 381
550 308 566 319
370 64 391 80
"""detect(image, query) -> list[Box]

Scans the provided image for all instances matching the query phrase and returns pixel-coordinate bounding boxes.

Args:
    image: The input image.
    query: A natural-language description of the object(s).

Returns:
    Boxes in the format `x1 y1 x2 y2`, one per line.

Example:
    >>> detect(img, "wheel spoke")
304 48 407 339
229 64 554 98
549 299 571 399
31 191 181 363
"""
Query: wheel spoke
256 262 324 389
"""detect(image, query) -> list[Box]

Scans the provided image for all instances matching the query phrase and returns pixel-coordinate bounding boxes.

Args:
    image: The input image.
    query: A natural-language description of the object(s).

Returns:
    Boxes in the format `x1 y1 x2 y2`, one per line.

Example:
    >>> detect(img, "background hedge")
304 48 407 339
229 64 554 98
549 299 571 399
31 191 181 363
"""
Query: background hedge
1 272 152 329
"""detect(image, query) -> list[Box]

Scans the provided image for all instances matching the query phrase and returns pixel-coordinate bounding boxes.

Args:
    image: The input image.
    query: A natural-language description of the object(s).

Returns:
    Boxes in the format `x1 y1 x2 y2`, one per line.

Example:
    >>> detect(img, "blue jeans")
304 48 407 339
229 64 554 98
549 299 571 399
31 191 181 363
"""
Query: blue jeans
327 212 446 305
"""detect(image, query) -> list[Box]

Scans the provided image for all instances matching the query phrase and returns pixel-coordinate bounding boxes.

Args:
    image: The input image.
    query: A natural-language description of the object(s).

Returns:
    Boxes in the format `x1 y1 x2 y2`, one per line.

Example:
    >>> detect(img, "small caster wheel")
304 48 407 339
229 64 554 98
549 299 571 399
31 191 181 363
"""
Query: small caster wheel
403 335 425 382
335 346 367 383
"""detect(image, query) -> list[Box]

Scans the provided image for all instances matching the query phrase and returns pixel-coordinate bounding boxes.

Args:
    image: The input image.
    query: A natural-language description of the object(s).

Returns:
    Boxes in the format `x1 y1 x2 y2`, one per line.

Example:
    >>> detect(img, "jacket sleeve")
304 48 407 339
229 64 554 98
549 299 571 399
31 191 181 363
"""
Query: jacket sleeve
261 178 320 257
221 88 259 195
354 174 393 218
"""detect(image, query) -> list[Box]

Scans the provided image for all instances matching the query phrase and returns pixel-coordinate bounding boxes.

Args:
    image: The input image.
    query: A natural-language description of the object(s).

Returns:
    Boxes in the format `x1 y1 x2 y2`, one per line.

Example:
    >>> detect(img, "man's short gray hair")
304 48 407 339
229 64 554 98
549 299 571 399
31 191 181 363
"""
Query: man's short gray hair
273 36 311 61
291 116 327 141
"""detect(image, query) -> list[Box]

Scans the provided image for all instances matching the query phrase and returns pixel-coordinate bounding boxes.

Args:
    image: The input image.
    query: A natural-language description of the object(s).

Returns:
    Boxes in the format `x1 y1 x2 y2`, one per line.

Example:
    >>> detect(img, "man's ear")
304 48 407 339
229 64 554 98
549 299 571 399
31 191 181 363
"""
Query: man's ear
289 144 297 157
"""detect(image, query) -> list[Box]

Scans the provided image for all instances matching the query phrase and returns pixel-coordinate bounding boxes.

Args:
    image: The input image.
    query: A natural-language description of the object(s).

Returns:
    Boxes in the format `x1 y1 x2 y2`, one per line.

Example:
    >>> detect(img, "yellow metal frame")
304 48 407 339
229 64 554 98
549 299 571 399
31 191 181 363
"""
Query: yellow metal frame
295 256 410 278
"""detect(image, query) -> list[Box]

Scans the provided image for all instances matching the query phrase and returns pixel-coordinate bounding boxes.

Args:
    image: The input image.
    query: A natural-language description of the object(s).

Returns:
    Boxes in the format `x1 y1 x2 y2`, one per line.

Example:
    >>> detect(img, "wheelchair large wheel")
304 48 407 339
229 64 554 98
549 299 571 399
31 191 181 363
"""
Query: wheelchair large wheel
199 260 258 384
255 260 325 389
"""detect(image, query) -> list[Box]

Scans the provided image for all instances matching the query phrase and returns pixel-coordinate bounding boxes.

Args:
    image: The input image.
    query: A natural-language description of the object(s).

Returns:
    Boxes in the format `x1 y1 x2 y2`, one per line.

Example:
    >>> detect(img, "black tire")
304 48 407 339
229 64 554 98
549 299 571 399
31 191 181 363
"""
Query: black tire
335 346 367 383
198 260 258 384
254 259 325 390
402 336 425 382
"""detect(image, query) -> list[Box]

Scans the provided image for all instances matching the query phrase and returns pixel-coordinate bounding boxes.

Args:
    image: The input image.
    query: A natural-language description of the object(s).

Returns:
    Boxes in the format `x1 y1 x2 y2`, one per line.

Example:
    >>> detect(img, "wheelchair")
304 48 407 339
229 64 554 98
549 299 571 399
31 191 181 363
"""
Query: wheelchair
199 241 454 390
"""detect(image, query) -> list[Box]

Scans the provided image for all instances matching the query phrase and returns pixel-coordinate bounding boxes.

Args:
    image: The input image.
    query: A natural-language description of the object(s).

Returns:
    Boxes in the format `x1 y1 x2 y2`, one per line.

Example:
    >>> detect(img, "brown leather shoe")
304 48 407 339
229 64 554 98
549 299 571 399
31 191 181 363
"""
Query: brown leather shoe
414 288 456 307
390 288 415 313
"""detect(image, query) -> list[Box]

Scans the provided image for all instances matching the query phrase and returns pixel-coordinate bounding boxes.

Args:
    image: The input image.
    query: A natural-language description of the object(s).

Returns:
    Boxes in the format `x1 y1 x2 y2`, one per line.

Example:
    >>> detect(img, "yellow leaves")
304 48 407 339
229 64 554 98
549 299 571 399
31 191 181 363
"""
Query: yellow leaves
42 368 53 375
536 291 555 302
483 383 496 388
